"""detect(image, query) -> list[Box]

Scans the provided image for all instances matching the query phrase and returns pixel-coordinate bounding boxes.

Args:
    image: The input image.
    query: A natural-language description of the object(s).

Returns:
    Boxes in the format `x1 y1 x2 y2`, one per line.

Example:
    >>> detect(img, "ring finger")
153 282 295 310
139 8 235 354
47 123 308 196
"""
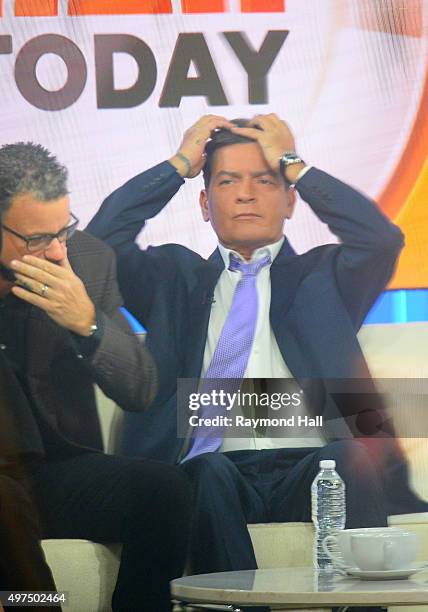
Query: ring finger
15 274 50 297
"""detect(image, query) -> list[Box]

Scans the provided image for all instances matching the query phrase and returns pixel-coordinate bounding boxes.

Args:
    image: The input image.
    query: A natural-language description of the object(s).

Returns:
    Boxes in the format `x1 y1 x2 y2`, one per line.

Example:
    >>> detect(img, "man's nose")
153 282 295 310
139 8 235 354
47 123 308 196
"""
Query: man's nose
236 178 256 203
44 238 66 262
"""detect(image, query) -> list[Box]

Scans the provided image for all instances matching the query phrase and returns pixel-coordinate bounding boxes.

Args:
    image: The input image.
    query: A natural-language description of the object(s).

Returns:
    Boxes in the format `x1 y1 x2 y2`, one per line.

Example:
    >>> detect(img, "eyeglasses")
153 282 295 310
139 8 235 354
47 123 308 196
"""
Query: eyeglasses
2 213 79 253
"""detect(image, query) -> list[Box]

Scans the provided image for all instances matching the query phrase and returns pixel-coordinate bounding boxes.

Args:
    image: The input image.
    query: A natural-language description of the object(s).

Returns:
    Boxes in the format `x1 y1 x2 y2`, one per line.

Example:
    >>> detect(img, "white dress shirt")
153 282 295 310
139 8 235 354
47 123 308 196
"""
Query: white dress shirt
201 237 324 451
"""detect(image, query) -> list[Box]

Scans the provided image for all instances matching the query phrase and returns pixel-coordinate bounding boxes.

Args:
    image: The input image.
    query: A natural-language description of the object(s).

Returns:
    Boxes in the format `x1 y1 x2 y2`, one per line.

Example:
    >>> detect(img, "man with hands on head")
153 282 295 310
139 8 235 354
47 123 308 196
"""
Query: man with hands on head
88 114 416 587
0 143 192 612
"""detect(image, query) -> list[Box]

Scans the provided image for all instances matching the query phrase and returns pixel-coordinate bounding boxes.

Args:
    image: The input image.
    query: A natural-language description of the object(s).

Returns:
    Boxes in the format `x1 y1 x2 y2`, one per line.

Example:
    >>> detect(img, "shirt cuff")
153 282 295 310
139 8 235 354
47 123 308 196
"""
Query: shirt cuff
294 165 312 183
70 309 105 358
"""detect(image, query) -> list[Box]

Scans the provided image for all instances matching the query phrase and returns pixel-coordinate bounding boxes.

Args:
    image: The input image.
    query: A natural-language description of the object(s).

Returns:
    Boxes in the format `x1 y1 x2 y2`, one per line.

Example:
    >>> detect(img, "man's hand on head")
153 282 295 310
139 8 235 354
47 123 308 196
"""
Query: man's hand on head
10 251 96 336
170 115 234 178
230 114 302 177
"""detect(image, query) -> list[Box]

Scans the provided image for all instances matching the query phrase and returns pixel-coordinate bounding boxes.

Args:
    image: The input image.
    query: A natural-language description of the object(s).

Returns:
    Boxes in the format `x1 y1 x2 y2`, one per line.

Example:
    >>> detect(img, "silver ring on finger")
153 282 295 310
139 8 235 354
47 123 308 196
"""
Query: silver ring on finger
41 283 49 297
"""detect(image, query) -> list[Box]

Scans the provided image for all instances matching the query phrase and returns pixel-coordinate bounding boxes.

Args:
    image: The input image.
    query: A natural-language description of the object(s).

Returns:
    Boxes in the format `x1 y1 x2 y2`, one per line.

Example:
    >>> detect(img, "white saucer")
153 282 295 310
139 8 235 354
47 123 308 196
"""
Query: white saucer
346 566 424 580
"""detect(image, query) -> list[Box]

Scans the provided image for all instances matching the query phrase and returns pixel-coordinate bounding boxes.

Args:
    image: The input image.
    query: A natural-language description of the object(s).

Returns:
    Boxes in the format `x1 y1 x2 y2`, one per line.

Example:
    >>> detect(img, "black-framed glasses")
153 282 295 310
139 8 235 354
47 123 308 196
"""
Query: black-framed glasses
2 213 79 253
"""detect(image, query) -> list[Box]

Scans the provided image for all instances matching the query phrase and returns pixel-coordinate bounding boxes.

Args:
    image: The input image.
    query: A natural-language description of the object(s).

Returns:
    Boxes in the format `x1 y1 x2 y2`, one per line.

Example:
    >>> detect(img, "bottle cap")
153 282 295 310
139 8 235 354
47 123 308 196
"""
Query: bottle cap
320 459 336 469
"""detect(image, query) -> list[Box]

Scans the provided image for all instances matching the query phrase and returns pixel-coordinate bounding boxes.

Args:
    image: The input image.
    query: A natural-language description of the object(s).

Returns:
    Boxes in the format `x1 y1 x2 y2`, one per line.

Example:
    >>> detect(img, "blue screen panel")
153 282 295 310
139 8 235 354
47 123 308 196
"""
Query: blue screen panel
121 289 428 332
364 289 428 324
120 307 146 333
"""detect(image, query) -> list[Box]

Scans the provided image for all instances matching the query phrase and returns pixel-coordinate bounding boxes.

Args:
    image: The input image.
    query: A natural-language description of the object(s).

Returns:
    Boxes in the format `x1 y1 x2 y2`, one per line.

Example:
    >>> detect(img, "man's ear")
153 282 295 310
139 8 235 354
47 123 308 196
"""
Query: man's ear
285 187 297 219
199 189 210 222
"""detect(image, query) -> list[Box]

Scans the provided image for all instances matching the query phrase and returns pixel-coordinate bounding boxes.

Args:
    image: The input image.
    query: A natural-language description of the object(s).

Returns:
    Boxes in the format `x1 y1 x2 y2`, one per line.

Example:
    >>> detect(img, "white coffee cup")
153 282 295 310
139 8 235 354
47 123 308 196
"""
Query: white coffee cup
322 527 406 568
350 530 418 571
388 512 428 563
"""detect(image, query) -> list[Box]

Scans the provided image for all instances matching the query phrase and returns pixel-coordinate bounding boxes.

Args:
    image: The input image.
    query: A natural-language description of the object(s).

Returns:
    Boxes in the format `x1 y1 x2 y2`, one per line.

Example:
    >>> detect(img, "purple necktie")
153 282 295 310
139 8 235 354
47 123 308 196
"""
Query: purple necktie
182 253 271 462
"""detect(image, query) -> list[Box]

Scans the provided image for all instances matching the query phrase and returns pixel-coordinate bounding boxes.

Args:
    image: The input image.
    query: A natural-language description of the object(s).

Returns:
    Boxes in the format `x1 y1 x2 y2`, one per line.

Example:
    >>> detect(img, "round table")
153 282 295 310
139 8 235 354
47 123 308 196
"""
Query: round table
171 566 428 611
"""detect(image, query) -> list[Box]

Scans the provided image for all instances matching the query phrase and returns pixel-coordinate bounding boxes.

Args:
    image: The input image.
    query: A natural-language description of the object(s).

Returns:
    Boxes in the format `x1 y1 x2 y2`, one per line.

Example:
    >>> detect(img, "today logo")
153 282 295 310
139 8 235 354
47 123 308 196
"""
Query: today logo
0 30 289 110
2 0 286 17
0 1 289 111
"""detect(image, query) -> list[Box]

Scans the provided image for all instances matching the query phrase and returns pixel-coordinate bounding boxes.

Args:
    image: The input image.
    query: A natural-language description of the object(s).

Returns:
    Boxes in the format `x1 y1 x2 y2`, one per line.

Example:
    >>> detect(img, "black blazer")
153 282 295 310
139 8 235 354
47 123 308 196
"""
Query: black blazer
88 162 404 463
2 230 157 458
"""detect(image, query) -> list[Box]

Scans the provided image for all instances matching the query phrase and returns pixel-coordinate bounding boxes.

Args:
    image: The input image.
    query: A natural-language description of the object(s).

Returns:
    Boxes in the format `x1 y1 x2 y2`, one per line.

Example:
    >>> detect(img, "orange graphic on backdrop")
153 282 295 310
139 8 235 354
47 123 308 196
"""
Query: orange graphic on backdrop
15 0 58 15
69 0 285 14
355 0 422 38
355 0 428 288
241 0 285 12
68 0 172 14
8 0 286 15
181 0 224 13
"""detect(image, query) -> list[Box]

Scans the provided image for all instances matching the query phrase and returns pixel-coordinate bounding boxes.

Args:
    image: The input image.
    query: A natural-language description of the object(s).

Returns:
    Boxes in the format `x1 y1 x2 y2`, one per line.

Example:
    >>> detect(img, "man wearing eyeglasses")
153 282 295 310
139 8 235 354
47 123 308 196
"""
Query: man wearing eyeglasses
0 205 62 612
0 142 192 612
1 210 88 334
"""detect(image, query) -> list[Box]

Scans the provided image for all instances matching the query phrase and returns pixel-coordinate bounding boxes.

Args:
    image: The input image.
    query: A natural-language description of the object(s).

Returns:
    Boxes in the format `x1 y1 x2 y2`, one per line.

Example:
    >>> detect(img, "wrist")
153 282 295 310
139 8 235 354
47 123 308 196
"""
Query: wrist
284 162 306 185
70 309 104 359
279 151 306 186
169 152 191 178
73 308 97 337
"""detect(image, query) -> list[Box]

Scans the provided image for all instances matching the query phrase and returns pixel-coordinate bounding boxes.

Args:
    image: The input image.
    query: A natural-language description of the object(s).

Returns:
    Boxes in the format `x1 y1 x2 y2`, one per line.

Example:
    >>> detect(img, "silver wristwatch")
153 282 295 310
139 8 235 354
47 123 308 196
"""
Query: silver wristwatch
279 151 305 186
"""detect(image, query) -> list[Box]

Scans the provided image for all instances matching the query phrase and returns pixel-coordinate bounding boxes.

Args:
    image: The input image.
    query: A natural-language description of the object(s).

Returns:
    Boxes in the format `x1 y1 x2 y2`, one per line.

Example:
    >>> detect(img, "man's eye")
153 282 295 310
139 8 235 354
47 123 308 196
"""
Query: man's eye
28 237 47 247
219 179 234 185
258 178 274 185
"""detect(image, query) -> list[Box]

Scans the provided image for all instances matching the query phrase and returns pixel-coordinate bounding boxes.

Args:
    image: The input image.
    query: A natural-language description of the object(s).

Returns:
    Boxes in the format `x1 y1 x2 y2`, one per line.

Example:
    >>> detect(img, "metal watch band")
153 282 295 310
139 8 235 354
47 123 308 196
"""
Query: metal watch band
279 152 305 186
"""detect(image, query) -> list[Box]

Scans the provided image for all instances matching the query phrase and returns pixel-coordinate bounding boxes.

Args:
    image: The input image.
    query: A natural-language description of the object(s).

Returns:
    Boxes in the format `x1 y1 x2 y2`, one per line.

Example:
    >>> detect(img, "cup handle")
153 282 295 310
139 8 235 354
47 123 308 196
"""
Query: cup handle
321 534 347 568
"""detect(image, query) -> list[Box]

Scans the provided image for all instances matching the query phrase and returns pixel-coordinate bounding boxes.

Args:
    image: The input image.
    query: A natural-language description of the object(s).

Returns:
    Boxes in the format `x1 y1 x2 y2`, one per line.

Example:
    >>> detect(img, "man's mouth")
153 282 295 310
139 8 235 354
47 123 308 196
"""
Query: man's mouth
234 213 262 219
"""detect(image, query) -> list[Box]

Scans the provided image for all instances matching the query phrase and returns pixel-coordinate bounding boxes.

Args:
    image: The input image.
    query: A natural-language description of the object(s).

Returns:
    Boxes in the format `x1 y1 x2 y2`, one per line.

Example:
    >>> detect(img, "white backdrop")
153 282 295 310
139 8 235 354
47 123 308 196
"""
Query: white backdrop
0 0 427 260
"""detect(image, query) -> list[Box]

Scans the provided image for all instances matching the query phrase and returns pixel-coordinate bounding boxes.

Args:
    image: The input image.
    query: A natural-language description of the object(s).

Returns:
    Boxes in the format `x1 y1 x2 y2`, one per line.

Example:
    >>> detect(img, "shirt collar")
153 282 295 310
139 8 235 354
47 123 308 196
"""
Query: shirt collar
218 236 285 269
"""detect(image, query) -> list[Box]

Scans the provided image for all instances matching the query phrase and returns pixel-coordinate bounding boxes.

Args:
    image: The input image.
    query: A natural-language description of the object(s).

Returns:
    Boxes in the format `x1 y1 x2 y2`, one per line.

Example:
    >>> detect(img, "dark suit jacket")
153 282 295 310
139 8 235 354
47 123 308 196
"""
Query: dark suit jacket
5 230 157 457
87 162 404 464
0 352 61 596
0 351 34 464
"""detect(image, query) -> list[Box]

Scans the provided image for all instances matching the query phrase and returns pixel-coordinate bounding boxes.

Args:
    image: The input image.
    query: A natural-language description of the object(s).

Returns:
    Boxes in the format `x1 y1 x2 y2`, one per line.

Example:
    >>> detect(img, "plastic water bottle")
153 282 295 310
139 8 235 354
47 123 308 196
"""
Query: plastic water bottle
311 459 346 569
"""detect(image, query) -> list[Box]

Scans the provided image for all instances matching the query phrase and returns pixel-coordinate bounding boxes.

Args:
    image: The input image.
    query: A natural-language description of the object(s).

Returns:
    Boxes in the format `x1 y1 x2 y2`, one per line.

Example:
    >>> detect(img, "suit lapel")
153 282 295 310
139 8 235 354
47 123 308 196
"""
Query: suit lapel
26 307 58 377
270 238 319 379
25 306 66 424
185 249 223 377
270 238 311 330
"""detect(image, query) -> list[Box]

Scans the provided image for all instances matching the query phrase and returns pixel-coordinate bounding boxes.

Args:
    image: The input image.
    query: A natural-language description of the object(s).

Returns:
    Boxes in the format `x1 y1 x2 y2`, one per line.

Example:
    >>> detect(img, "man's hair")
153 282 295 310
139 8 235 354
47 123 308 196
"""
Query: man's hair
0 142 68 216
202 118 262 188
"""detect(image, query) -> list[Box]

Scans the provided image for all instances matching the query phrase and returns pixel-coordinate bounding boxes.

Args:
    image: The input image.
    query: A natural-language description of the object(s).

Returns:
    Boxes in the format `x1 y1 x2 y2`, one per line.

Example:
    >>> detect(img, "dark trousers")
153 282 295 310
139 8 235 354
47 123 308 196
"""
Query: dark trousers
181 440 389 575
28 452 192 612
0 473 60 612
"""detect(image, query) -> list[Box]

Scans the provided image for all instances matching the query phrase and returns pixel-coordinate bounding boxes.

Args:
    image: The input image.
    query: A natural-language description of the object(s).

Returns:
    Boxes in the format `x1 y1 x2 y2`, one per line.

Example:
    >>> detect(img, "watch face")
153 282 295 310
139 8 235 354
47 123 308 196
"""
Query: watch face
282 155 302 165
